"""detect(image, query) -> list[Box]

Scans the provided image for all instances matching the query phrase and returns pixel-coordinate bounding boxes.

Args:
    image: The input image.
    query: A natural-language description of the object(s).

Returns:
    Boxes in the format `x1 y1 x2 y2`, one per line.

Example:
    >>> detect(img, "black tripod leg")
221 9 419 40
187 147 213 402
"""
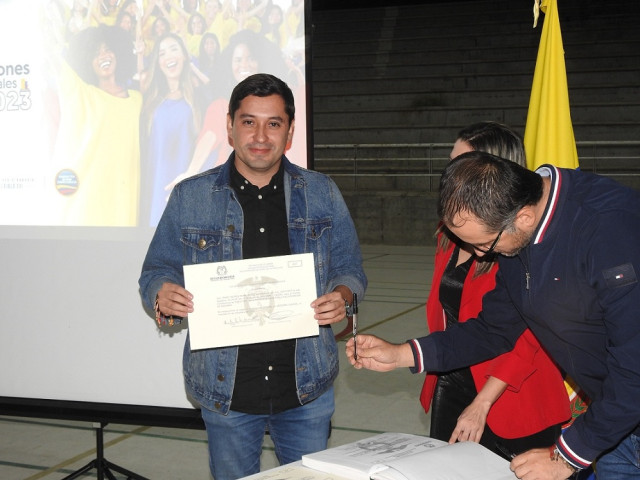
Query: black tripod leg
104 459 150 480
61 459 97 480
59 423 149 480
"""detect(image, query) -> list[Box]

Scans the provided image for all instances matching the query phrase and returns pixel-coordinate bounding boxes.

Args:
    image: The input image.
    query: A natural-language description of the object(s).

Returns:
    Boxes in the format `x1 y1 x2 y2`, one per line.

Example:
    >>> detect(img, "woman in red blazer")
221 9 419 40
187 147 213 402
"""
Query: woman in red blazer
420 122 570 459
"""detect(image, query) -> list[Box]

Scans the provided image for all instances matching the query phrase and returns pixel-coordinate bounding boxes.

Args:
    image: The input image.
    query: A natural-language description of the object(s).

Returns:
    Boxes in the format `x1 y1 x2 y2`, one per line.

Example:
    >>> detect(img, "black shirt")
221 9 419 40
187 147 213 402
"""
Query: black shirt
229 161 300 414
439 245 473 328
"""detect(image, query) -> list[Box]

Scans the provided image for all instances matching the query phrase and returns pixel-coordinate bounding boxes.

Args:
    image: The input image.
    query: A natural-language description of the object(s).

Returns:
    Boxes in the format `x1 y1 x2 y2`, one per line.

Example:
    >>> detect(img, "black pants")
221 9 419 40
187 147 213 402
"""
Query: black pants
430 367 561 461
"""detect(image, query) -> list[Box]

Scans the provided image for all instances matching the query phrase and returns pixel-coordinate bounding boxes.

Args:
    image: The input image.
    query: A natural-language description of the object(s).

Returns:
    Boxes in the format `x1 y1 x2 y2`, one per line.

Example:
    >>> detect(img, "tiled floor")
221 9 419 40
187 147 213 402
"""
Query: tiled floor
0 244 435 480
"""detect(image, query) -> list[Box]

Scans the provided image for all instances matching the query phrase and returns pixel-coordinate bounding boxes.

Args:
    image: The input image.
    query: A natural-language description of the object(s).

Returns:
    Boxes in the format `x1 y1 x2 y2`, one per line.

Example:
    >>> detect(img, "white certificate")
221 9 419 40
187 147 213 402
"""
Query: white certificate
183 253 319 350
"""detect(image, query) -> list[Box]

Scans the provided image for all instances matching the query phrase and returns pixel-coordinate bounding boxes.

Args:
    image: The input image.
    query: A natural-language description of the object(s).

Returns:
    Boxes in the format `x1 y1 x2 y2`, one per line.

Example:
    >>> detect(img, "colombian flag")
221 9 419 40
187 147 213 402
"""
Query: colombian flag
524 0 579 170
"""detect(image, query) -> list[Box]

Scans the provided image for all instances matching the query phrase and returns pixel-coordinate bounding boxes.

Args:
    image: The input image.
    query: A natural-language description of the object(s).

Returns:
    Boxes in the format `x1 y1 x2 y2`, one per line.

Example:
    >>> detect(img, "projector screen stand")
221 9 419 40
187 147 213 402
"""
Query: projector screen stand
61 422 149 480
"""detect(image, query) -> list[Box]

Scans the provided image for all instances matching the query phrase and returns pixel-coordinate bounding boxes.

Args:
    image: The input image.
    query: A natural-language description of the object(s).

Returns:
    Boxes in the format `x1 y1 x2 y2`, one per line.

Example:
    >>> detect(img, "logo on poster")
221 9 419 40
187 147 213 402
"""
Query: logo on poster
55 169 79 196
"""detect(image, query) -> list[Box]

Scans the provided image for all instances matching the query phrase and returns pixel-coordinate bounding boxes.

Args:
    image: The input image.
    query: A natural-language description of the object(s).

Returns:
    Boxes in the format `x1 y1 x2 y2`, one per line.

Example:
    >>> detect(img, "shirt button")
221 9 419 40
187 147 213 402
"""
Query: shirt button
264 375 269 381
258 194 263 200
268 365 273 371
259 227 265 233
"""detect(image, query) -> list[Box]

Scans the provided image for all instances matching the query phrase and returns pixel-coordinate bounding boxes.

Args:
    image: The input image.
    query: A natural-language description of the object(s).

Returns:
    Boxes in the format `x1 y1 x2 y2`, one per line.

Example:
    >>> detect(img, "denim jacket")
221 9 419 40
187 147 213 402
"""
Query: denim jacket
139 155 367 414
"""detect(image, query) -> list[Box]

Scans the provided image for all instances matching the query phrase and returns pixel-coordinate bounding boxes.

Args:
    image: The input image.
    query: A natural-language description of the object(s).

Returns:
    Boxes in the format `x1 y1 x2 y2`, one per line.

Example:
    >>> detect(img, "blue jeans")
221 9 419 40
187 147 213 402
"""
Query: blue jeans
596 433 640 478
200 387 335 480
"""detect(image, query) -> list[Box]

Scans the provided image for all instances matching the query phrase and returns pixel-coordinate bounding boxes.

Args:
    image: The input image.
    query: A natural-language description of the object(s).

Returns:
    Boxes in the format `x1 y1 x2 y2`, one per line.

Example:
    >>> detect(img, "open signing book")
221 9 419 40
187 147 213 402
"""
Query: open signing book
301 432 515 480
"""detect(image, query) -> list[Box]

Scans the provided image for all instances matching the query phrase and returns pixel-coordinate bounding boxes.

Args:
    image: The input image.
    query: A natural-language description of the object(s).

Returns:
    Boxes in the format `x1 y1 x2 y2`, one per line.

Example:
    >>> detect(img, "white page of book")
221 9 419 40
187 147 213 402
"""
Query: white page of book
370 441 515 480
302 433 448 480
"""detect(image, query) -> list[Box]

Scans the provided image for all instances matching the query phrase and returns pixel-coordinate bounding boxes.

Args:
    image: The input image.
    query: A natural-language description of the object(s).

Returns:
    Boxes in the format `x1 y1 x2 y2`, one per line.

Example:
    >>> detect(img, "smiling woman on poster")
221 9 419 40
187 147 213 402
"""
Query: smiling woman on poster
48 24 142 226
139 32 201 226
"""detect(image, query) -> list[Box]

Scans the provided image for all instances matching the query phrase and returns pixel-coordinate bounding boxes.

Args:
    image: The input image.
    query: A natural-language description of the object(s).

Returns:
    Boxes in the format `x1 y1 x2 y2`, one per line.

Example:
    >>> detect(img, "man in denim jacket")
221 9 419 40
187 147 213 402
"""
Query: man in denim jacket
139 74 366 480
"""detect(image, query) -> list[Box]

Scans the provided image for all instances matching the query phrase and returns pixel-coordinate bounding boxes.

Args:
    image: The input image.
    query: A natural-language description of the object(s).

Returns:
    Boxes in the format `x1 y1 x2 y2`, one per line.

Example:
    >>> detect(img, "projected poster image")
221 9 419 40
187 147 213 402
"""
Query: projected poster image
0 0 307 227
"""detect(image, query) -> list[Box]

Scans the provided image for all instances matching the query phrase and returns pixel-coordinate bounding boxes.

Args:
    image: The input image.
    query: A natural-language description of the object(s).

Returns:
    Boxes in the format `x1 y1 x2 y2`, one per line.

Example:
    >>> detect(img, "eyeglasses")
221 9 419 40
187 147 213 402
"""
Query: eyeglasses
474 229 503 256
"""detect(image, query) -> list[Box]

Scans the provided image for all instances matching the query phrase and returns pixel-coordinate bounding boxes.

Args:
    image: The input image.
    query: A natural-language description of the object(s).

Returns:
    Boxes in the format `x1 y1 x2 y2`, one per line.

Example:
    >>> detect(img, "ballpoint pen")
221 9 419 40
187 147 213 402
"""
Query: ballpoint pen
352 293 358 360
495 442 517 460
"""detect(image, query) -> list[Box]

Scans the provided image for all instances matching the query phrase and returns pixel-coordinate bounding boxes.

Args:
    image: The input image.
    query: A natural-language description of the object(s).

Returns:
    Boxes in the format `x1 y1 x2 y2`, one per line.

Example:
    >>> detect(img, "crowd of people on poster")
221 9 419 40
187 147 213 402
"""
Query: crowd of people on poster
0 0 306 227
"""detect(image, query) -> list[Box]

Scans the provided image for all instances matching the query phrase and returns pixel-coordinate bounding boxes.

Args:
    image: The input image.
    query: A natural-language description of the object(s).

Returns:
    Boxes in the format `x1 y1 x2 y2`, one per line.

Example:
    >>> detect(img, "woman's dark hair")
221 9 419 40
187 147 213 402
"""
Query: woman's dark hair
213 29 289 99
151 16 170 38
198 32 220 65
66 25 135 87
228 73 294 124
260 3 283 46
188 12 207 34
438 151 543 233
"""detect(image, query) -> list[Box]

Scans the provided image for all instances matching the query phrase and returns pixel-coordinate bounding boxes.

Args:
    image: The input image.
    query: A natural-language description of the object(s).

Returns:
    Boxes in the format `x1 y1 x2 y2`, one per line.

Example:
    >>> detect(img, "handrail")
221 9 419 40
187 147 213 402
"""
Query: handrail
314 140 640 155
314 140 640 190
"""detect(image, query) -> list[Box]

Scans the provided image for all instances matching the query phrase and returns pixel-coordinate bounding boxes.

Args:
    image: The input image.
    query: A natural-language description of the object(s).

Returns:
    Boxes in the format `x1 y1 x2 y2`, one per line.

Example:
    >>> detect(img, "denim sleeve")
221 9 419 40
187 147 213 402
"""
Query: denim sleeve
323 177 367 300
138 184 187 310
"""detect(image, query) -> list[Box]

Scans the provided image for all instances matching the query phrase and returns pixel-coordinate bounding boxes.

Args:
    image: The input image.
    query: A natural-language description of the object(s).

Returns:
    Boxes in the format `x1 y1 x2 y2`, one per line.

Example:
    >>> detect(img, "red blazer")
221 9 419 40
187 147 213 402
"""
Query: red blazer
420 238 570 438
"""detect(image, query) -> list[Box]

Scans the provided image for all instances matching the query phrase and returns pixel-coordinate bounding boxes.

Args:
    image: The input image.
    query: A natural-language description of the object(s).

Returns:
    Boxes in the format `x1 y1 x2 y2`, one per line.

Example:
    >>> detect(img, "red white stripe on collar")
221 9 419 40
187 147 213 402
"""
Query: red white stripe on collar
533 165 562 245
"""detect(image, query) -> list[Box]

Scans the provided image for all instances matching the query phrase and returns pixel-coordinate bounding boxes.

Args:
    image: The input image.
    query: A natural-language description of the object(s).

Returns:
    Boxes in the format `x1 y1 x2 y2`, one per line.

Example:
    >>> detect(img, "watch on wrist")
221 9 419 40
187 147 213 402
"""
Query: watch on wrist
551 447 579 477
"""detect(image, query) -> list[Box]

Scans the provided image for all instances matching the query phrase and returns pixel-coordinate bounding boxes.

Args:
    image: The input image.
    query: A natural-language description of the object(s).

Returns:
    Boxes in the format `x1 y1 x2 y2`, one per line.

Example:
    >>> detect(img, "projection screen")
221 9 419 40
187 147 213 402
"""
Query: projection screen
0 0 311 424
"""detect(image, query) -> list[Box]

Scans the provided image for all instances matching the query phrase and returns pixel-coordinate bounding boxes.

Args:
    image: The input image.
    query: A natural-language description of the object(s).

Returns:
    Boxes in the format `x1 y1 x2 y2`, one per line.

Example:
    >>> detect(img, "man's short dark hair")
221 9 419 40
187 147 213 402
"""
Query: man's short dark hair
228 73 295 123
438 151 543 232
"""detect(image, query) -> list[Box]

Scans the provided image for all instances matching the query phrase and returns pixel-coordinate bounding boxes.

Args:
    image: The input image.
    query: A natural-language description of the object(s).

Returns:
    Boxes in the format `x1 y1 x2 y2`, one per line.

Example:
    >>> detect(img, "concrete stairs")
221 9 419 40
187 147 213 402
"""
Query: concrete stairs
309 0 640 245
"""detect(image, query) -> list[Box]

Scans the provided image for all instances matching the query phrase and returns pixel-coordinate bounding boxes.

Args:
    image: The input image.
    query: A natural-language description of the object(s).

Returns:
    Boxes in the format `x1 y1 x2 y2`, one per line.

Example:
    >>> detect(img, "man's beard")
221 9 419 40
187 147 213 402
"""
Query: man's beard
501 228 533 257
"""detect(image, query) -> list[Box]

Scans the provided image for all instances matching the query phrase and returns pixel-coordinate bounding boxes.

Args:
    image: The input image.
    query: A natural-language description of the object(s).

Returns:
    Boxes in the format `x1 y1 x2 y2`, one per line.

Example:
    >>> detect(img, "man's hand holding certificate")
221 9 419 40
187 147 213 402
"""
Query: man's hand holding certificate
183 253 319 350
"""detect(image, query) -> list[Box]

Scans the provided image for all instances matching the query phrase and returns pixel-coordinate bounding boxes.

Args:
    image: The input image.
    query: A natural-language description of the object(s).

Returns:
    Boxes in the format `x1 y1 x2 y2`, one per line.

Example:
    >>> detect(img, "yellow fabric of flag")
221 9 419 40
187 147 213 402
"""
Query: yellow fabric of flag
524 0 579 170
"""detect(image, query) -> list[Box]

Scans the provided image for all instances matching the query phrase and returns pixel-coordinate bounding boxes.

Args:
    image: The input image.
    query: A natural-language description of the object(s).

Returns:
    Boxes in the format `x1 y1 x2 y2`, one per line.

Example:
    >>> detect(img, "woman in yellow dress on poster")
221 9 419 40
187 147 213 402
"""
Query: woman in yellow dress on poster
49 24 142 226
